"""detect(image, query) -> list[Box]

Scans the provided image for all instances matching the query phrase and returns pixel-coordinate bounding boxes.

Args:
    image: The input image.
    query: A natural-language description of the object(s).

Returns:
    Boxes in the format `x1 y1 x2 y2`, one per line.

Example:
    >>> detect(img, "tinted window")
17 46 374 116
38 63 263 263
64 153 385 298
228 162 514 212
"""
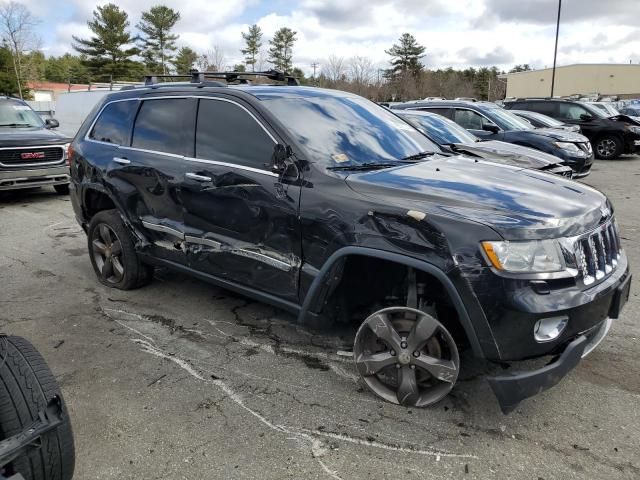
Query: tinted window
132 99 190 155
454 109 486 130
529 101 556 116
557 103 590 120
90 100 138 145
400 112 477 145
417 107 451 118
261 95 440 167
196 99 274 169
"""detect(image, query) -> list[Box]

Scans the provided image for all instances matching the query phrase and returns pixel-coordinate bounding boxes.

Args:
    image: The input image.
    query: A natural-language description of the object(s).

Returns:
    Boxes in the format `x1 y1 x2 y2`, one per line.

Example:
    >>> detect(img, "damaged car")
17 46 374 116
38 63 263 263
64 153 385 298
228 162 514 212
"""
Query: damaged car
68 71 632 413
394 109 574 178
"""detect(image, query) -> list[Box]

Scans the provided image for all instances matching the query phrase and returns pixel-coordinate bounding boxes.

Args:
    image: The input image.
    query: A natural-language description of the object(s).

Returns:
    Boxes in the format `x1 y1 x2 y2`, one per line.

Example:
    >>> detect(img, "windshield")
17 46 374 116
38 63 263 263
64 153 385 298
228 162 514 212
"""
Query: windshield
482 105 533 131
260 94 440 167
0 101 44 127
517 110 564 127
400 112 478 145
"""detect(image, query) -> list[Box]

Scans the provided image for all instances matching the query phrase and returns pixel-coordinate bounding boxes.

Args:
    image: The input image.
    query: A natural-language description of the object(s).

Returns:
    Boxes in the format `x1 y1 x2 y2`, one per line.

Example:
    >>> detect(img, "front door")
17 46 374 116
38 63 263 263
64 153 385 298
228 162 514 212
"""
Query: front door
453 108 502 139
181 97 302 301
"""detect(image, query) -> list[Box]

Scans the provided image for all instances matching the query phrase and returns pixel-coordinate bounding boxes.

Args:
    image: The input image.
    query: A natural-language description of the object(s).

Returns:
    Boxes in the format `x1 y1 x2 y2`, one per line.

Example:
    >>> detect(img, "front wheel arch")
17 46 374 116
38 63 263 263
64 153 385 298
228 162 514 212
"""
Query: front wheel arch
297 247 492 360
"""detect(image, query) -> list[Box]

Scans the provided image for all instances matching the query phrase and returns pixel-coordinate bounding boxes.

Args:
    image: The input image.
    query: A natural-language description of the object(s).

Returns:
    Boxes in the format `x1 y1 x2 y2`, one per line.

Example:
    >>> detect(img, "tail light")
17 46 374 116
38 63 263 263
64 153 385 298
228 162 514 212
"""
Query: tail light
66 143 74 167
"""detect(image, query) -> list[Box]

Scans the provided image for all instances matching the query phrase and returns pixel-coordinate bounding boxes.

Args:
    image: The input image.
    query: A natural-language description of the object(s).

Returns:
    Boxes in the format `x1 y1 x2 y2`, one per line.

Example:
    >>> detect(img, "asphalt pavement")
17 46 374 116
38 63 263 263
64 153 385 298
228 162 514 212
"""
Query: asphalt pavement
1 156 639 480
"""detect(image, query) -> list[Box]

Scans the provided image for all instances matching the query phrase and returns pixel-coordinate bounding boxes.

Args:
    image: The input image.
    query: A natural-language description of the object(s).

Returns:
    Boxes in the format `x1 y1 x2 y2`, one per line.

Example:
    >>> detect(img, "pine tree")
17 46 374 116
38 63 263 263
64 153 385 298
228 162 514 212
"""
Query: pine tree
173 46 197 74
241 24 262 72
72 3 141 81
137 5 180 74
385 33 425 79
268 27 297 73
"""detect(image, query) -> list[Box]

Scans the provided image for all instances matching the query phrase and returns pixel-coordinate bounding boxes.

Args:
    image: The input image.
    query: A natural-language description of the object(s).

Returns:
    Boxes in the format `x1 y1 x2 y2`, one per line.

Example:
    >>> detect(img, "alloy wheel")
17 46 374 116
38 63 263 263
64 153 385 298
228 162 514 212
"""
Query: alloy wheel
597 138 616 158
91 223 125 284
353 306 459 407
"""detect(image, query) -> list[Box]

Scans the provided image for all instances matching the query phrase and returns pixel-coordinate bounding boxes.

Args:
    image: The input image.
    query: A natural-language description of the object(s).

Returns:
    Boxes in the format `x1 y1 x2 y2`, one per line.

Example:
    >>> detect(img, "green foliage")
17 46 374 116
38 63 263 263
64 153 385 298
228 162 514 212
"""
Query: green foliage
509 64 532 73
268 27 297 73
173 46 198 74
137 5 180 74
241 24 263 72
45 53 90 83
72 3 142 81
0 46 24 95
233 63 246 72
385 33 425 79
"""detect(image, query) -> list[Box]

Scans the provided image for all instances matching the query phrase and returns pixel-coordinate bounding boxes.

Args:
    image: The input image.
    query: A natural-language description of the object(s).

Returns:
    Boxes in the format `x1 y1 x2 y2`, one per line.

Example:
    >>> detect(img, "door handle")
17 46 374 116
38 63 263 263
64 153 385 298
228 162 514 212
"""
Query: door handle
186 172 212 182
113 157 131 165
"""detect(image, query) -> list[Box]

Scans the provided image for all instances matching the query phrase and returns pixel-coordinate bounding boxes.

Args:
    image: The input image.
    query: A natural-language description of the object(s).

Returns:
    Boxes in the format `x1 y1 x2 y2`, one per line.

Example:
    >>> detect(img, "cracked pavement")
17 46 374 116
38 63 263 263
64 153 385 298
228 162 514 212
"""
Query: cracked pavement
1 156 639 479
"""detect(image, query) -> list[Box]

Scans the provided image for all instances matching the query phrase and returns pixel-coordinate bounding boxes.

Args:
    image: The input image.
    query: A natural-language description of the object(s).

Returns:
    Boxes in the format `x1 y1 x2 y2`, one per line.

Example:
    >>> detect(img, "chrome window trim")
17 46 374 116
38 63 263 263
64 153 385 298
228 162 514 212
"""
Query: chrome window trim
0 145 66 168
83 95 280 176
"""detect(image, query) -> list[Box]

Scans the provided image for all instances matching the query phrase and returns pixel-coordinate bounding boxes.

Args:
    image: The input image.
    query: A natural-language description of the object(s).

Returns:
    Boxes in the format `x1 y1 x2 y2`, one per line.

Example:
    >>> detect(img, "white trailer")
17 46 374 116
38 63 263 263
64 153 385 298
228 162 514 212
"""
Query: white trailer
54 90 116 138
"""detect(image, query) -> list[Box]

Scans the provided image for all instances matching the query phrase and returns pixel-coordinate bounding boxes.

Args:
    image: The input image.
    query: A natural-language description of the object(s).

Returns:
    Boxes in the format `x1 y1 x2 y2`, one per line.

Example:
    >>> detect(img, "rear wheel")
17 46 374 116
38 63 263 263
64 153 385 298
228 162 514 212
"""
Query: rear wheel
353 307 459 407
0 335 75 480
594 135 623 159
87 209 153 290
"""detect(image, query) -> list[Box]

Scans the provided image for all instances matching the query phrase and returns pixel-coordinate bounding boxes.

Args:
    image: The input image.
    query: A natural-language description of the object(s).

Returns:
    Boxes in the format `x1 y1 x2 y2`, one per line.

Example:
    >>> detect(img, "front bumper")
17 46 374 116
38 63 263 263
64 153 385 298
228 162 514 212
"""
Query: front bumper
0 165 69 191
487 273 631 413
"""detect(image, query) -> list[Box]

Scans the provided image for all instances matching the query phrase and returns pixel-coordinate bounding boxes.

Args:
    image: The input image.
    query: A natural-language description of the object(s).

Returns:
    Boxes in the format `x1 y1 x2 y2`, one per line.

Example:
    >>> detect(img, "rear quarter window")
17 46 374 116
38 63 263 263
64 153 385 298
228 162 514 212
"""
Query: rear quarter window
89 100 139 145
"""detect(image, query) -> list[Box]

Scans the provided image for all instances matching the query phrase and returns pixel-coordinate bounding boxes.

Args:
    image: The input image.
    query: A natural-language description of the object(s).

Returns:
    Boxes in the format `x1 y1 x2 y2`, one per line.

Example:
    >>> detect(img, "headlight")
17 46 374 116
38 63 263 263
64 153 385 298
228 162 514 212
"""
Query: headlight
553 141 584 155
481 240 564 273
626 125 640 135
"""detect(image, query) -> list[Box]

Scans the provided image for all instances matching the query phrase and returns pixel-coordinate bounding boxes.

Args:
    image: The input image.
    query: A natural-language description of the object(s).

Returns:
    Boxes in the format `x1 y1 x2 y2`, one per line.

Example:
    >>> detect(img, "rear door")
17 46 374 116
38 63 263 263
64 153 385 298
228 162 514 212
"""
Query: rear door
181 96 302 301
117 96 194 265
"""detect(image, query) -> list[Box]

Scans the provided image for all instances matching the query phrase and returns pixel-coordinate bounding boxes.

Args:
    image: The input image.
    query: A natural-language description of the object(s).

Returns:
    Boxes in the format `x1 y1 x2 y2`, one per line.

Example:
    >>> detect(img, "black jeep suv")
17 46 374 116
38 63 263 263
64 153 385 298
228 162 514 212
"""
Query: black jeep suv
0 97 71 193
69 72 631 413
504 98 640 160
392 100 594 177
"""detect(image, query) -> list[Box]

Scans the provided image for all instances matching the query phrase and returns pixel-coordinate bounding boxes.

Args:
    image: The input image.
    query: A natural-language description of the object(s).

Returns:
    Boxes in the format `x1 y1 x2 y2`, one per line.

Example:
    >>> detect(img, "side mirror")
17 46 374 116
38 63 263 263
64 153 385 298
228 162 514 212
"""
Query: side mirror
271 143 294 174
45 118 59 129
482 123 500 134
579 113 593 121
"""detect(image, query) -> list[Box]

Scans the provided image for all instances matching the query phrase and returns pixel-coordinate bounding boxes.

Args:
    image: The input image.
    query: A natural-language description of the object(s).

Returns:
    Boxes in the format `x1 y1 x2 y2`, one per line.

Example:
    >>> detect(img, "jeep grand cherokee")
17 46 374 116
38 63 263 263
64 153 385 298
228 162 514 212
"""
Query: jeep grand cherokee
68 71 631 413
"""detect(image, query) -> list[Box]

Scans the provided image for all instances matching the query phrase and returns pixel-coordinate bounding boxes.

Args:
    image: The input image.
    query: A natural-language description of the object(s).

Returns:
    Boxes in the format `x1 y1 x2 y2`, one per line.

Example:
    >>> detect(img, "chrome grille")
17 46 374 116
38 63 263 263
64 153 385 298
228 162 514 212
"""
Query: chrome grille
574 219 621 286
0 146 65 168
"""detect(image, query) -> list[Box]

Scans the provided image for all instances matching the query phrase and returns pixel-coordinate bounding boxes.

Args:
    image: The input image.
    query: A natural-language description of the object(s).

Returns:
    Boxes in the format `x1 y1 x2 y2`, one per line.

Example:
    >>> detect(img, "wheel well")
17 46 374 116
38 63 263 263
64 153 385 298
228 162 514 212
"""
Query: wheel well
84 189 116 219
318 255 470 350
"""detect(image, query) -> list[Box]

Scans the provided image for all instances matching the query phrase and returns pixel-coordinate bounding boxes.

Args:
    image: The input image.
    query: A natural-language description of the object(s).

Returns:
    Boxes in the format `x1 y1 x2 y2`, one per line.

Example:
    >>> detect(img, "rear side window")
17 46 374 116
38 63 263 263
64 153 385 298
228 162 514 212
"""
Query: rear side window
196 99 275 169
132 99 190 155
417 107 451 118
89 100 138 145
529 101 556 116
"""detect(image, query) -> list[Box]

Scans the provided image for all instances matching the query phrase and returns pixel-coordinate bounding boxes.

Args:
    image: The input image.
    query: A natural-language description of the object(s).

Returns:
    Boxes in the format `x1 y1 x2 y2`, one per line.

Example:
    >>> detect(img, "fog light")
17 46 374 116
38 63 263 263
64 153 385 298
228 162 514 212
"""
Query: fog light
534 316 568 343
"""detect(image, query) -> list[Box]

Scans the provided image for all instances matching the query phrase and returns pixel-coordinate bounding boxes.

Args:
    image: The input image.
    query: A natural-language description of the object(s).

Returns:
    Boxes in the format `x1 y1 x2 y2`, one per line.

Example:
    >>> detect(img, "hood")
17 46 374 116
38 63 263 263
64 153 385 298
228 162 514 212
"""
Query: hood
452 140 565 170
0 127 72 147
528 128 588 142
345 155 609 240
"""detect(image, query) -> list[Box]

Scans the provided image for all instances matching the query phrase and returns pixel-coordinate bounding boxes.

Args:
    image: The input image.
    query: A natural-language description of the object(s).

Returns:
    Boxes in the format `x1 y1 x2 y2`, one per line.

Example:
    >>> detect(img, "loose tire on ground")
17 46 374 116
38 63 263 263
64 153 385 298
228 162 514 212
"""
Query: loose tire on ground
0 335 75 480
594 135 623 160
87 209 153 290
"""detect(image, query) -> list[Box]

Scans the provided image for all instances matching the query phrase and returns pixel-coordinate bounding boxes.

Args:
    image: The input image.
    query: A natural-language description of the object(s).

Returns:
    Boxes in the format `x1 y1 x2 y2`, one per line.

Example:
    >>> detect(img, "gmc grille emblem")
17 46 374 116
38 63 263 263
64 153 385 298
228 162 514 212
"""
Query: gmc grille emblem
21 152 46 159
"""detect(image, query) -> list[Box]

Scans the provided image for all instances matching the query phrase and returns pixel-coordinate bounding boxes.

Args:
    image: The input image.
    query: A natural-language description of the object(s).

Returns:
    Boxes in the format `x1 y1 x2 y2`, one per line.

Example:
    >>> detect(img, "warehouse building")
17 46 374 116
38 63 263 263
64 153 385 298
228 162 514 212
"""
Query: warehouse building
501 64 640 99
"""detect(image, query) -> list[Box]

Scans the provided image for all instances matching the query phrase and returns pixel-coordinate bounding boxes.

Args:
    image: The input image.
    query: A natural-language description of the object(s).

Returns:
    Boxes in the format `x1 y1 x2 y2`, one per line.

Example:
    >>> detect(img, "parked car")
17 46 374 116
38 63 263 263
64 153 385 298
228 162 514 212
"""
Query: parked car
391 100 594 177
0 97 71 194
504 99 640 160
69 72 631 413
395 110 574 177
510 109 581 133
618 105 640 123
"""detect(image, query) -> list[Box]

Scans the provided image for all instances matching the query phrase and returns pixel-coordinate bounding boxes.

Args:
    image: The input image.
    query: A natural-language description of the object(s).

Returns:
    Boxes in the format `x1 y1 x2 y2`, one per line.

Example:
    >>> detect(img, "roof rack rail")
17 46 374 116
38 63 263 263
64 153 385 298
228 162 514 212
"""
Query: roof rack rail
143 69 300 87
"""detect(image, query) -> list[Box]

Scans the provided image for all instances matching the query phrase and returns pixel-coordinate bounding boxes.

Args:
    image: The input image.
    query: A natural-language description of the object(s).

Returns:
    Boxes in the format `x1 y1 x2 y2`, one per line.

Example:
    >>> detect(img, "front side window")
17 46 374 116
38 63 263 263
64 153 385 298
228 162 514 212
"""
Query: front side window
558 103 592 120
402 113 477 145
196 99 275 169
454 109 486 130
89 100 138 145
132 99 190 155
260 94 439 167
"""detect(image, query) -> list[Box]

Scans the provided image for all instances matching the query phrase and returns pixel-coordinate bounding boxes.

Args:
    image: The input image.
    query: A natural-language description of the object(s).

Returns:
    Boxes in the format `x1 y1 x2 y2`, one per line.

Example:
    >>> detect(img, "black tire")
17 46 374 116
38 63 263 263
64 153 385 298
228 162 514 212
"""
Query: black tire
53 184 69 195
594 135 623 159
87 209 153 290
0 336 75 480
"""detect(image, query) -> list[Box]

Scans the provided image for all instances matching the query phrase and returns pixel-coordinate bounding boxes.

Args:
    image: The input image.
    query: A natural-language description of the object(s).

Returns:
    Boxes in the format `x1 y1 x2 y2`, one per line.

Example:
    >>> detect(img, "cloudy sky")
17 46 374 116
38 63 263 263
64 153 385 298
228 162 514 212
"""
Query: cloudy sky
13 0 640 74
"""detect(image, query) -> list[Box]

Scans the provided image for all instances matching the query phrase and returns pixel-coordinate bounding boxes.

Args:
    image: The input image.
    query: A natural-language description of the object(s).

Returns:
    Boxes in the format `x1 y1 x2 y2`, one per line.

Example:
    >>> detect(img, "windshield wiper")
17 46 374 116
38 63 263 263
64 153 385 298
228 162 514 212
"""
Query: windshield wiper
0 123 33 127
327 163 400 171
400 151 437 162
